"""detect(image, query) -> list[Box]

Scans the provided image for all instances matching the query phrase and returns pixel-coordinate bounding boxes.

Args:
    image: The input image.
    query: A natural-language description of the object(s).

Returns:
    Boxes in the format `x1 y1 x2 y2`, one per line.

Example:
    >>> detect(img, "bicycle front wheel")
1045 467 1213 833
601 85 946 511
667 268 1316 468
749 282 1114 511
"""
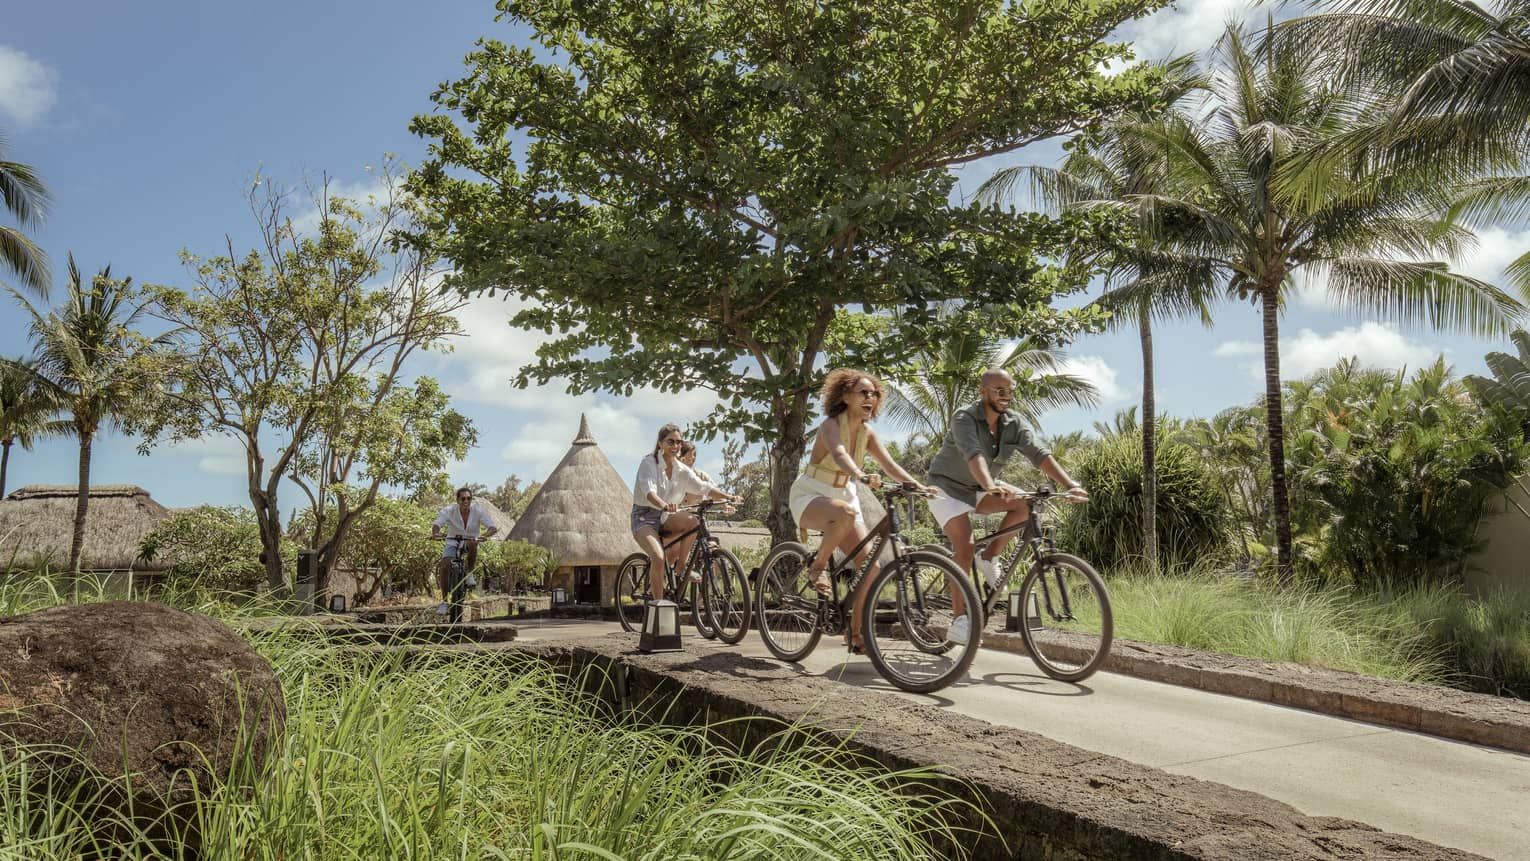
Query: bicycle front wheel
863 551 982 694
1017 553 1113 682
614 553 651 633
700 547 751 644
754 541 822 662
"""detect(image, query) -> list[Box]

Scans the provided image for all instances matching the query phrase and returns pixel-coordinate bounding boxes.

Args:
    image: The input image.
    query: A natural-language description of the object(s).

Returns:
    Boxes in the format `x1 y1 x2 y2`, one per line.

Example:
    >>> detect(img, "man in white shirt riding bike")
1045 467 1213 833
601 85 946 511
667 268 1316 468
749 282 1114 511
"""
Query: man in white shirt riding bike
431 486 498 615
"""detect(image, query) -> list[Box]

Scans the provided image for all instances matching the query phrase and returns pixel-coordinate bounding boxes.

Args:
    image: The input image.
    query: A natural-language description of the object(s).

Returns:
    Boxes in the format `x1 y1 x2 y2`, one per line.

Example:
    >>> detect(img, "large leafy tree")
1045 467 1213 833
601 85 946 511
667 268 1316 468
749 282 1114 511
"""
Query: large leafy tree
0 132 49 295
8 255 159 574
1080 25 1524 580
408 0 1168 541
0 356 64 497
136 174 473 593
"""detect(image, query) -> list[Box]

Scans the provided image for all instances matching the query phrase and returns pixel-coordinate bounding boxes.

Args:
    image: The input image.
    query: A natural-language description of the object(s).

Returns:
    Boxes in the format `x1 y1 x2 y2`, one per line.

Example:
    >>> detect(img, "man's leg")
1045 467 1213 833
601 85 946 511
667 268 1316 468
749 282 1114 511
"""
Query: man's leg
973 496 1032 563
436 557 451 600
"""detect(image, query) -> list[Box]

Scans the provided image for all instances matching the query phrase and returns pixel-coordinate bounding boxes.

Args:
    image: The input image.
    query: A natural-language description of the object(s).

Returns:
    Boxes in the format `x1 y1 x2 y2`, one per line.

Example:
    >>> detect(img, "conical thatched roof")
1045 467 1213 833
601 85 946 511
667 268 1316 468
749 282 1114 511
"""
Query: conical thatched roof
472 497 516 539
507 415 634 566
0 485 173 572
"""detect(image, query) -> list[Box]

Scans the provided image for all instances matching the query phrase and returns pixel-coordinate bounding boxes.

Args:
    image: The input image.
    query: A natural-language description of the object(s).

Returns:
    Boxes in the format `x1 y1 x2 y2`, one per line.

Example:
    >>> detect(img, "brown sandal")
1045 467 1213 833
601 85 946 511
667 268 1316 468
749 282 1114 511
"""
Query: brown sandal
808 565 833 597
845 632 866 655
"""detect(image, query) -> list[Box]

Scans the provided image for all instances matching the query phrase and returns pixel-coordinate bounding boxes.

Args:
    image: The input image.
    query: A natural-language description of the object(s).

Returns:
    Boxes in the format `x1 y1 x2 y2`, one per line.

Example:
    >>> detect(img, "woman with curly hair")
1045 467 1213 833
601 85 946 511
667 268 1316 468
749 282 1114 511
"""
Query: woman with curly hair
789 368 932 653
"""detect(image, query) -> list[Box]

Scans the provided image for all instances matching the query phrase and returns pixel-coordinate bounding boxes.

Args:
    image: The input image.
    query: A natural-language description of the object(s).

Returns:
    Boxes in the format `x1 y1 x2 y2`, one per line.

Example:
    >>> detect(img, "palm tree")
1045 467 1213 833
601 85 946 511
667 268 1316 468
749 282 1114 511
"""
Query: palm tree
1279 0 1530 290
8 254 154 574
881 315 1100 444
0 356 64 497
0 131 50 295
980 63 1214 570
1083 25 1523 580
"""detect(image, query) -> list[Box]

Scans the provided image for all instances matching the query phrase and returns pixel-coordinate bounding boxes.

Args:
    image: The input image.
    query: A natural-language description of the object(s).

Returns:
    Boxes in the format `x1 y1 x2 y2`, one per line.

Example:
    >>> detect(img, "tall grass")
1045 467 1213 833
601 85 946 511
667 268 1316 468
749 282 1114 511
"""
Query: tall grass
0 585 979 859
1106 561 1449 684
1105 561 1530 696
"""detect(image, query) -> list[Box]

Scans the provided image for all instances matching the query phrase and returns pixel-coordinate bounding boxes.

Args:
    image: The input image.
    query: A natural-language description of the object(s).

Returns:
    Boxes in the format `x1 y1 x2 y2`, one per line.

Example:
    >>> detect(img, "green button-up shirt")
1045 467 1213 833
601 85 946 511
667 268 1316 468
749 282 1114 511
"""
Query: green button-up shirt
927 402 1050 506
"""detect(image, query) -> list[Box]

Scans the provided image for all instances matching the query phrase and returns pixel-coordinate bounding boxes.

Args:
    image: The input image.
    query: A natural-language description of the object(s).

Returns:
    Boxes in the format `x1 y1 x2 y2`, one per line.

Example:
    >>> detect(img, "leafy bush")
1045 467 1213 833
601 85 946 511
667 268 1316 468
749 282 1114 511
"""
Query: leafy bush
138 506 280 592
1059 430 1229 569
1284 359 1529 588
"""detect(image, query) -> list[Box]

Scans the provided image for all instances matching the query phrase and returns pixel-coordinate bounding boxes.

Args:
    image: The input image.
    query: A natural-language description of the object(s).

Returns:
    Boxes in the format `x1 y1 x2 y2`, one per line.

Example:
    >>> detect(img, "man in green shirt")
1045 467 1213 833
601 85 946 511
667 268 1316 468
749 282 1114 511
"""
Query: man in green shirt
926 369 1087 641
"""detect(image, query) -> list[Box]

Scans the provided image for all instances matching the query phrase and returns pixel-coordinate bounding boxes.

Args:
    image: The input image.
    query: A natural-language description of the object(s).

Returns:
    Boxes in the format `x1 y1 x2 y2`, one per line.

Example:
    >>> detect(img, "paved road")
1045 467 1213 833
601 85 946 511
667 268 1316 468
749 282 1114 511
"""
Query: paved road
509 617 1529 860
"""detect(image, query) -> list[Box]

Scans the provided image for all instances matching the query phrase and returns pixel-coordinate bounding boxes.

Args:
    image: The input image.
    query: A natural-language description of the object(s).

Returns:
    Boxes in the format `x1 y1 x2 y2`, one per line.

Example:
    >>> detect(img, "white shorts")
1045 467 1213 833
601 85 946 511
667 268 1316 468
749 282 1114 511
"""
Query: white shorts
788 472 865 533
926 490 976 528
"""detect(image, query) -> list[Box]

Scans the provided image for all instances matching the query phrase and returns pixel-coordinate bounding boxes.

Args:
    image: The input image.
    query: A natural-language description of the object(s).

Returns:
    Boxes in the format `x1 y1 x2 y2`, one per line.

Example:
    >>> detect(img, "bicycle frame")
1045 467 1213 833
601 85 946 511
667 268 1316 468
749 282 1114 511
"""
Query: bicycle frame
813 490 918 621
651 502 720 600
968 492 1058 616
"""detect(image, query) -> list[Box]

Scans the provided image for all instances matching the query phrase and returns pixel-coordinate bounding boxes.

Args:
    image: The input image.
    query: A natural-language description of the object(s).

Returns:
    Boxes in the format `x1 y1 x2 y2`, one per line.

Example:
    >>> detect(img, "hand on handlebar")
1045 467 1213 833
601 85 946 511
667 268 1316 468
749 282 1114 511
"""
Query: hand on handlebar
1063 484 1090 502
857 472 883 490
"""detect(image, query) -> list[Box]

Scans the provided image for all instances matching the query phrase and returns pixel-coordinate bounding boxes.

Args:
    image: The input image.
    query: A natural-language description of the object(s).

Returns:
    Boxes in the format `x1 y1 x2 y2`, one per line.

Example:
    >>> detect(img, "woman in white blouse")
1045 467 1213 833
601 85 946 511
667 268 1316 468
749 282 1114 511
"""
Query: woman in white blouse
630 423 738 598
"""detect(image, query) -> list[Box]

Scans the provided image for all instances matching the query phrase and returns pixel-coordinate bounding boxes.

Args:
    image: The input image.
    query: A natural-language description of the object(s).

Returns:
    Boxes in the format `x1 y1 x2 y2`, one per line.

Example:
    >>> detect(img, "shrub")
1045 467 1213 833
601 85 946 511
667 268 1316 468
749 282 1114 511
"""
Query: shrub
1059 431 1229 570
138 506 279 592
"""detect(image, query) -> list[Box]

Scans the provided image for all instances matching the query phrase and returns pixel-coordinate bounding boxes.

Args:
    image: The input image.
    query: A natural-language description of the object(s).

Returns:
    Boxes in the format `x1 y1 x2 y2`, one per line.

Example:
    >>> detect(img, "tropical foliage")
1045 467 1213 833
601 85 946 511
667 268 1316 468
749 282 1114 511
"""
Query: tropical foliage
0 356 63 497
0 131 49 295
6 255 159 574
1283 358 1528 587
138 505 277 593
1059 419 1229 570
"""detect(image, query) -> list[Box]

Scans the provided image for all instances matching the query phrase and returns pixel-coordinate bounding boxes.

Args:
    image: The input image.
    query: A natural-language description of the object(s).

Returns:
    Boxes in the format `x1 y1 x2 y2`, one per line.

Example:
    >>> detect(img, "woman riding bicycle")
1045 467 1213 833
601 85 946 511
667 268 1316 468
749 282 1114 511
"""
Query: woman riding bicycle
789 368 933 653
630 423 739 600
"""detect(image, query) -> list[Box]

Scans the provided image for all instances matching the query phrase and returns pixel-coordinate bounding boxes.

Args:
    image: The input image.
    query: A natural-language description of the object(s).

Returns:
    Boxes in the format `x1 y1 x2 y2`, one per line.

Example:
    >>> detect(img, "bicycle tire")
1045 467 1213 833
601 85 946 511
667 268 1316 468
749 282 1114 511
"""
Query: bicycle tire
687 576 719 639
700 547 751 644
862 550 982 694
754 541 822 662
1017 552 1113 682
445 556 470 624
614 553 651 633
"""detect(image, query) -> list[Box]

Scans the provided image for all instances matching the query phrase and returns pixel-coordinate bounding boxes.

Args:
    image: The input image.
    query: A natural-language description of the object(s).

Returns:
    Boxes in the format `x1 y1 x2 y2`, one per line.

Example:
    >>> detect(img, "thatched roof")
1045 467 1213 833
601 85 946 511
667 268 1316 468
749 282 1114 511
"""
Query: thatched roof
0 485 172 572
507 415 635 566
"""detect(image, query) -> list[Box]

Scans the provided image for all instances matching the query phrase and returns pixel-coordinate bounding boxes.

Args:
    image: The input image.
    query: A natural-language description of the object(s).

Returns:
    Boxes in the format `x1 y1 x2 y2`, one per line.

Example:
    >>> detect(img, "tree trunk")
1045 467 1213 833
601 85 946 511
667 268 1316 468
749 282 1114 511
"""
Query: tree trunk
69 433 92 577
1260 286 1294 582
250 485 286 592
766 401 810 546
0 438 11 498
1139 309 1158 572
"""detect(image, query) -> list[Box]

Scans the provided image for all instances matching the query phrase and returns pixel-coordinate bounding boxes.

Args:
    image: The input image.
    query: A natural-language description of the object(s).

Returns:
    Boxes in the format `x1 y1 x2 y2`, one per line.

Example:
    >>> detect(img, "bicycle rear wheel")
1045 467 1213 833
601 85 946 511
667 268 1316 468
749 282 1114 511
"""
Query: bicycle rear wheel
614 553 651 633
447 559 468 624
700 547 751 644
1017 553 1113 682
754 541 822 662
863 551 981 694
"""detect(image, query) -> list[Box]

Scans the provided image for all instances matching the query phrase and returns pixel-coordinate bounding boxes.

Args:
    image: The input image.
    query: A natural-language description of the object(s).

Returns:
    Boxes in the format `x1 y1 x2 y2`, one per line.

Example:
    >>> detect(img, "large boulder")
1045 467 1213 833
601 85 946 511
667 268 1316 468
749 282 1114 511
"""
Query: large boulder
0 601 286 822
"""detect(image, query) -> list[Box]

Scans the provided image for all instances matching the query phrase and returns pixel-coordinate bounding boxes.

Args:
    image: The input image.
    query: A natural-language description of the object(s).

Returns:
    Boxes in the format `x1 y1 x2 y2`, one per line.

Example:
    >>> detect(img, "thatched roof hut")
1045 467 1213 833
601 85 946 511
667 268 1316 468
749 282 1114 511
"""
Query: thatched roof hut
0 485 172 572
508 415 633 566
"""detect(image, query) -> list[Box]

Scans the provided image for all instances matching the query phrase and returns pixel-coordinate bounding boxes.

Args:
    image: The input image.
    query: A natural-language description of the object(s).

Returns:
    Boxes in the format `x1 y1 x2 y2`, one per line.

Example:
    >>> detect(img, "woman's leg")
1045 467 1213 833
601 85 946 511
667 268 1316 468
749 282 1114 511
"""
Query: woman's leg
662 513 700 578
632 527 667 598
838 520 875 647
797 497 858 594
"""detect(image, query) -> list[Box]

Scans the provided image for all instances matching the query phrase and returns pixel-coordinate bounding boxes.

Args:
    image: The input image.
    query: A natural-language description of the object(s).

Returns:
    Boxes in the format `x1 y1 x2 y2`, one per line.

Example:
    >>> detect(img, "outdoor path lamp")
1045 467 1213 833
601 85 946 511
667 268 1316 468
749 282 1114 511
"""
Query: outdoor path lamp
639 599 682 652
1006 590 1041 632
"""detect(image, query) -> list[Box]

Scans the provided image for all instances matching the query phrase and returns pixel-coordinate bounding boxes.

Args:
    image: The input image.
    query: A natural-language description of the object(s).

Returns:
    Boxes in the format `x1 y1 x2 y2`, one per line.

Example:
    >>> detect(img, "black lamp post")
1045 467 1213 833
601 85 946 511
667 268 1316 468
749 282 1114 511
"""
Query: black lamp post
638 599 682 652
328 593 346 614
552 586 568 606
1006 590 1042 631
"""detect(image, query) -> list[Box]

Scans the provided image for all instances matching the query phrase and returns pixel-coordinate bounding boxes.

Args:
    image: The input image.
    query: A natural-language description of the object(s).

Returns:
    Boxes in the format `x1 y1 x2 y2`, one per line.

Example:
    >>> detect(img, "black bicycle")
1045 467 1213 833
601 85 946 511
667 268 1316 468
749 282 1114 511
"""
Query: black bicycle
754 482 982 694
936 485 1113 682
614 500 752 643
434 534 481 624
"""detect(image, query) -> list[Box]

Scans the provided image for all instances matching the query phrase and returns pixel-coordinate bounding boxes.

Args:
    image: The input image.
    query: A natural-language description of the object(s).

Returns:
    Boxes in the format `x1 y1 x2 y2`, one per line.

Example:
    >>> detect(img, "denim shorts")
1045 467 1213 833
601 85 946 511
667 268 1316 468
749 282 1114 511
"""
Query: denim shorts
630 504 665 533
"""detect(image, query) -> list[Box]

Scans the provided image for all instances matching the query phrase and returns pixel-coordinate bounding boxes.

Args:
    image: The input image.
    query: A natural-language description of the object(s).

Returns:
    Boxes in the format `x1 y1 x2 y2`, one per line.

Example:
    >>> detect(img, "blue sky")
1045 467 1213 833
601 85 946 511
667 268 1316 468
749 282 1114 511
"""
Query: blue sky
3 0 1527 515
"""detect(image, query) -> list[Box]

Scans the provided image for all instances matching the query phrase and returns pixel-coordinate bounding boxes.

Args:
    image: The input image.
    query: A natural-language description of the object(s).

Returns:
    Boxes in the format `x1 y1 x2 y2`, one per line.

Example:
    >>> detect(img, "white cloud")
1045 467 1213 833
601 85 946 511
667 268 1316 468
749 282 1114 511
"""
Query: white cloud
1059 355 1129 404
171 435 249 478
1455 227 1530 285
1215 321 1443 380
0 46 58 126
1116 0 1259 60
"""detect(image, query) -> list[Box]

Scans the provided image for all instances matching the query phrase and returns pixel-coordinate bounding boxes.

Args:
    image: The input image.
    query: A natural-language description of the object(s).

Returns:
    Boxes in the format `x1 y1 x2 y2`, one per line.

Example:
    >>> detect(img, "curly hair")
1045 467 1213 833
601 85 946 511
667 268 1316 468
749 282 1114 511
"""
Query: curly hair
820 368 883 420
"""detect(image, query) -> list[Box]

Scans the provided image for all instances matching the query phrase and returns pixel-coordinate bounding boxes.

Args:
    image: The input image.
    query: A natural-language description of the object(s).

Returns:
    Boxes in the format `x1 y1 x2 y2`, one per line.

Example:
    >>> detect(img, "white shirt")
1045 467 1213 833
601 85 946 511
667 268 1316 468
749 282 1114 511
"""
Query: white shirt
632 455 714 509
433 503 495 538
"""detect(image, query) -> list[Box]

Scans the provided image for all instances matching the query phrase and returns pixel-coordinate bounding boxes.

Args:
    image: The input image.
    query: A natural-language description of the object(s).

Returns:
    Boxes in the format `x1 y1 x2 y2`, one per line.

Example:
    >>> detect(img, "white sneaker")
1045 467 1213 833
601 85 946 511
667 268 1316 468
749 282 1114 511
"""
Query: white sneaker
464 574 478 588
947 614 971 644
435 602 450 615
973 555 1000 588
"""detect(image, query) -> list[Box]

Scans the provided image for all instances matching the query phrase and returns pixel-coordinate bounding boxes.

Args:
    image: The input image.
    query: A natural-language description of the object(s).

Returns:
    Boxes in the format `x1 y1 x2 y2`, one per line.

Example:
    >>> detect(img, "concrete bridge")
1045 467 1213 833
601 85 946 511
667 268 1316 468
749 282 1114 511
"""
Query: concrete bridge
496 616 1527 860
